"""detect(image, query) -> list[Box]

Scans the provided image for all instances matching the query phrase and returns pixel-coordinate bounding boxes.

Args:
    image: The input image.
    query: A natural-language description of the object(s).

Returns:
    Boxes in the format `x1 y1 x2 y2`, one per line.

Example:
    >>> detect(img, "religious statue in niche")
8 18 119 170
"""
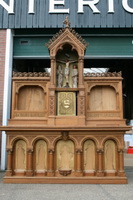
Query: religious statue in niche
57 65 63 88
57 59 78 88
72 65 78 88
84 140 95 171
104 140 116 171
36 140 47 171
15 140 26 171
56 140 74 171
59 145 73 170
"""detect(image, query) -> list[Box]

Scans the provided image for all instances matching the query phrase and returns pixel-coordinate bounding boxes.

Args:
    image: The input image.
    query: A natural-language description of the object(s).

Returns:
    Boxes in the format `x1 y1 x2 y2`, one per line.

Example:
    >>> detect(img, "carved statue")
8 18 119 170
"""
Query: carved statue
72 65 78 88
36 142 47 170
57 65 63 88
84 140 95 171
105 140 116 170
59 145 73 170
16 141 26 170
57 59 77 86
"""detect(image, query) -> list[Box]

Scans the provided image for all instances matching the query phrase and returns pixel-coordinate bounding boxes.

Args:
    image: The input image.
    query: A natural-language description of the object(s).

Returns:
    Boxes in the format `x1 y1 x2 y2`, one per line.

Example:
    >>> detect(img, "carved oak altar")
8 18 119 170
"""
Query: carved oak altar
1 18 130 184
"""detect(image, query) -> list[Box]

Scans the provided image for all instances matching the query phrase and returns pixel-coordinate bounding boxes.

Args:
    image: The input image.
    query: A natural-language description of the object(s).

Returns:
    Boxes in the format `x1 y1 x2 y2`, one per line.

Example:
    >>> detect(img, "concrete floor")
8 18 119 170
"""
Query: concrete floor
0 154 132 200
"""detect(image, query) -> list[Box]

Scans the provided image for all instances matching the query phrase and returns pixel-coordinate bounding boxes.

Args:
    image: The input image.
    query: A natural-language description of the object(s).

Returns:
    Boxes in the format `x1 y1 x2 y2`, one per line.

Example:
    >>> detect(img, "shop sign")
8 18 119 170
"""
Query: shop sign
0 0 133 14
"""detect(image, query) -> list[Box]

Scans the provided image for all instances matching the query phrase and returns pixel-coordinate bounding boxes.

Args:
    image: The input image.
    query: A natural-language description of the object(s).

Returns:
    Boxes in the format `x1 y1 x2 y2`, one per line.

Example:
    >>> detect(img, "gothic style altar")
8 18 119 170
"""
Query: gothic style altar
2 18 130 184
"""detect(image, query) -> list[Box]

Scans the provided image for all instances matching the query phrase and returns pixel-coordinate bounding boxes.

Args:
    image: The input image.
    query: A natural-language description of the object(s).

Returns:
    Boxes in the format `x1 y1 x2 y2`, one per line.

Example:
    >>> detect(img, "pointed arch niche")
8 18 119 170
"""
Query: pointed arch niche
47 23 87 120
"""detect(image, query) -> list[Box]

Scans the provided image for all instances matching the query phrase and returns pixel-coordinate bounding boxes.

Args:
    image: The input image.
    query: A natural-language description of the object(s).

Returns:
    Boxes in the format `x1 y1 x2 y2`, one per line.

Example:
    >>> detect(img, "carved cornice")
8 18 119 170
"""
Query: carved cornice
13 72 50 77
84 72 122 77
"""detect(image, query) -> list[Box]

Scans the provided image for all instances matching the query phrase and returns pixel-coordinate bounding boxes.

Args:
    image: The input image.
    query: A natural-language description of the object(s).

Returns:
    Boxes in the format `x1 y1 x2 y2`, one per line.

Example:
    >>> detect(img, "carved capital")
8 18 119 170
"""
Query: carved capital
27 149 33 153
7 149 13 153
50 56 55 61
76 149 82 154
78 56 84 61
118 148 124 153
97 148 104 153
48 149 54 154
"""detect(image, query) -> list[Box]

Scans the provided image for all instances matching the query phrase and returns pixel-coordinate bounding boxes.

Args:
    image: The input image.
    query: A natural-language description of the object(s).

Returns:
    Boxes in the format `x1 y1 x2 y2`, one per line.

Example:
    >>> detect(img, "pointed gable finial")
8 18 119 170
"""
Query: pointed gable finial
63 16 71 28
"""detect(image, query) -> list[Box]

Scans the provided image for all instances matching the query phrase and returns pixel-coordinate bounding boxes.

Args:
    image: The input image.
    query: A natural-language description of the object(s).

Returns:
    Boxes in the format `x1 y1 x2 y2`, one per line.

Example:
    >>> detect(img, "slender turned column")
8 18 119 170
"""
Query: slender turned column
76 149 82 173
50 57 56 86
48 149 54 176
96 149 104 176
6 149 13 176
118 149 125 176
26 149 33 176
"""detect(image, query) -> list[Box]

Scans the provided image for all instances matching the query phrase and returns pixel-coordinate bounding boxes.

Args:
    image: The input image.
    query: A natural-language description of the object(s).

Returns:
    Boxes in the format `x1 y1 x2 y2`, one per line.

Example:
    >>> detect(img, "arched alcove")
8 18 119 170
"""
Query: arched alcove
84 140 96 172
14 140 27 173
89 86 117 111
56 44 79 88
56 140 74 171
34 140 47 173
18 86 45 111
104 140 116 171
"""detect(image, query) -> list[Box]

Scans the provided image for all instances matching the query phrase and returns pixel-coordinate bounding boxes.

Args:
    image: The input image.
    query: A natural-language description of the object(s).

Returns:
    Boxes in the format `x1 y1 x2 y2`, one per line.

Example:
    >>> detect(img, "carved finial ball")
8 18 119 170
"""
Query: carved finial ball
63 16 71 28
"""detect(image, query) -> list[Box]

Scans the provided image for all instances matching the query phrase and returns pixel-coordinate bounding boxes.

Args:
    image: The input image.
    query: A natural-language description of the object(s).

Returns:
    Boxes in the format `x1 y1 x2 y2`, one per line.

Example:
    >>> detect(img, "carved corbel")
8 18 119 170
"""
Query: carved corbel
61 131 69 141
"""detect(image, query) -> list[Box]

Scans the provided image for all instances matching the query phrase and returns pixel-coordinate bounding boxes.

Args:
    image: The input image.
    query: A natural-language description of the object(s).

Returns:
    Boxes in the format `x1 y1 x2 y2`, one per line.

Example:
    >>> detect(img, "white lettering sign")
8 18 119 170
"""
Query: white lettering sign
78 0 100 13
28 0 35 13
108 0 114 13
0 0 14 13
0 0 133 15
122 0 133 13
49 0 69 13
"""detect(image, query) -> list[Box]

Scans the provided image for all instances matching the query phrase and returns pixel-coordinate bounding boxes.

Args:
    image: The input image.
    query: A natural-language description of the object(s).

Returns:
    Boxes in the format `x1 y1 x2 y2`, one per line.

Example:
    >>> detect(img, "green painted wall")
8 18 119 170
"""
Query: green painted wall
13 36 133 58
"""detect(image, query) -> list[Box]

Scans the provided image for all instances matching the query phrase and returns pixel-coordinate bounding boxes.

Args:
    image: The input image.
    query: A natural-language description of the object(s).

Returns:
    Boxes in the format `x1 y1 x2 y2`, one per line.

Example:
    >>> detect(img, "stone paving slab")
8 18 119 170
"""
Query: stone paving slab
0 170 133 200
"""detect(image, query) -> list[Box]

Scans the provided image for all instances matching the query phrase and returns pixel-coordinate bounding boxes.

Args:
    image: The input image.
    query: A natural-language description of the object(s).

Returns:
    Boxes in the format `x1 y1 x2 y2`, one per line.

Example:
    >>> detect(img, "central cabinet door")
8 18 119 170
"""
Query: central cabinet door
57 92 76 116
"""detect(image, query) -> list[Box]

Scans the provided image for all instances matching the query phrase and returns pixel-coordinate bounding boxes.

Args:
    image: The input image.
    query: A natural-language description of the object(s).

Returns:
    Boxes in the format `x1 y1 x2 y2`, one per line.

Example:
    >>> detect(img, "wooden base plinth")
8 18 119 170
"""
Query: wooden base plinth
26 170 33 177
3 176 128 184
5 170 13 176
83 171 96 176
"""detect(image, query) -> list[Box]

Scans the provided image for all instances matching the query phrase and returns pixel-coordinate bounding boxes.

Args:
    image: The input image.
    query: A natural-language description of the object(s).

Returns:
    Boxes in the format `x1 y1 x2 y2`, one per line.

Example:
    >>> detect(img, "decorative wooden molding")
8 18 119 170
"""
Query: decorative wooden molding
84 72 122 77
13 72 50 77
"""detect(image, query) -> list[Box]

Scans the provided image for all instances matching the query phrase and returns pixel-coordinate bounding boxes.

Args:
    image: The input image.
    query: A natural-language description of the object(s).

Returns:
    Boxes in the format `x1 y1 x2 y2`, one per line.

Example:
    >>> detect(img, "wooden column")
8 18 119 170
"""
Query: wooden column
47 149 54 176
6 149 13 176
96 149 104 177
26 149 33 176
76 149 82 176
78 57 84 87
118 149 125 177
